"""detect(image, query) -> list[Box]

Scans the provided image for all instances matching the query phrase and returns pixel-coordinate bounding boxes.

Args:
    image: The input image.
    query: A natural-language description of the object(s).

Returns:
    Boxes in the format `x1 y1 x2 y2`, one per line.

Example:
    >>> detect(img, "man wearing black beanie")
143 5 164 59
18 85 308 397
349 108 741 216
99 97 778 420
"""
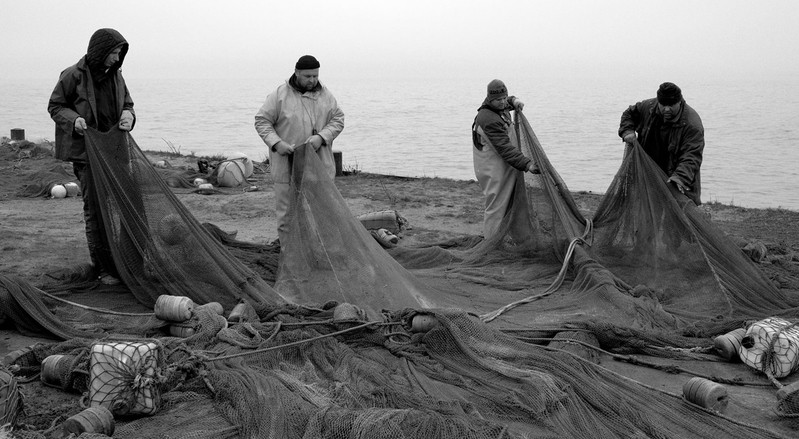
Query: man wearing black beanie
619 82 705 205
255 55 345 247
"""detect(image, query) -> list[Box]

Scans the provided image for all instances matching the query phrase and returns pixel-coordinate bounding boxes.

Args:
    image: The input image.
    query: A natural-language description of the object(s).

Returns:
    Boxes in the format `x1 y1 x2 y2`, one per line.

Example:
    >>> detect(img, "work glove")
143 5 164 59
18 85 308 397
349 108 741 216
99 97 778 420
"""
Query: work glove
119 110 134 131
74 117 87 136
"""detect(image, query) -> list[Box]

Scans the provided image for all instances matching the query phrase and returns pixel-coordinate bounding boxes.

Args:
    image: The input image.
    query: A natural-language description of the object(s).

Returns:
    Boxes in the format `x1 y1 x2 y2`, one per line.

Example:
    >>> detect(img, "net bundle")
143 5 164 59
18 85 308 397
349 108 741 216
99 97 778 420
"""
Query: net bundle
1 121 798 438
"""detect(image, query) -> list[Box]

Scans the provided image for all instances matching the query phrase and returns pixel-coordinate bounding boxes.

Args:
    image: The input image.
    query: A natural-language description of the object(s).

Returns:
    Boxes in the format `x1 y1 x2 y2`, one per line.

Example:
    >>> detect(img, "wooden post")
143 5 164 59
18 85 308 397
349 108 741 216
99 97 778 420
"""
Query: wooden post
10 128 25 141
333 150 343 176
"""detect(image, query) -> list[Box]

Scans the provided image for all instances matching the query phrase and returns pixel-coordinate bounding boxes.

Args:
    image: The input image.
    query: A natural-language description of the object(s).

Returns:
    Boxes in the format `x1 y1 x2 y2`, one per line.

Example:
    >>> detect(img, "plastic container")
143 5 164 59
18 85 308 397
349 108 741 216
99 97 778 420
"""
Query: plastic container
739 317 799 378
357 210 402 234
154 295 194 322
62 405 115 436
713 328 746 362
682 377 729 413
89 341 160 416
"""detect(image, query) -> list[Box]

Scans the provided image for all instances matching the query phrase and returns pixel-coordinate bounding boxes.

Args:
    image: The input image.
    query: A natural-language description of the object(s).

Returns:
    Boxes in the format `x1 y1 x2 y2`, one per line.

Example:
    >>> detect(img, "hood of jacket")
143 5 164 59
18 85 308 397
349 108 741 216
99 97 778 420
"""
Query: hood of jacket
85 28 129 75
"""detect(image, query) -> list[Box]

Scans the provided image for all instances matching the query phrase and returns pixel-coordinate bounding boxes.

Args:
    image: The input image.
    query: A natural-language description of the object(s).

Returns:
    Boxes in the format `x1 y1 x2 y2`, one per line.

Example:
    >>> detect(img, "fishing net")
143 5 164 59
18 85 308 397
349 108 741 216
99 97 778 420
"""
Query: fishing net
2 121 799 438
389 114 799 341
81 128 284 310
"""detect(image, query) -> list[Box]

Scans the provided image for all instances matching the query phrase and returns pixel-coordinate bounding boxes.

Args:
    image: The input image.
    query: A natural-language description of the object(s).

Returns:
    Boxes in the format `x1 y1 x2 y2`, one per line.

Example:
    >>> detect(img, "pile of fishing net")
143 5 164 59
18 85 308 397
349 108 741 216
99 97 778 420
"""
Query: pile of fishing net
2 122 799 438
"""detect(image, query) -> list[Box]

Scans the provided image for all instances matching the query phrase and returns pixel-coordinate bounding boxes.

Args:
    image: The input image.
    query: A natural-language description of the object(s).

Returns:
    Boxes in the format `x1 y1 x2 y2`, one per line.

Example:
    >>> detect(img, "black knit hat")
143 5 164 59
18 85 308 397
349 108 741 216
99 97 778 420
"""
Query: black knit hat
295 55 320 70
656 82 682 106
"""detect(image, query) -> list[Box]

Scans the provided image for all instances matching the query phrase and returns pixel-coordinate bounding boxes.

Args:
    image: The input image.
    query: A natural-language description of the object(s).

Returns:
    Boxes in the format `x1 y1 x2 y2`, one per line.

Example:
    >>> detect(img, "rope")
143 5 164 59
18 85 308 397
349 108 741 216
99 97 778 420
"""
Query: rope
38 288 154 317
517 335 773 387
515 333 784 433
205 321 380 362
480 220 592 323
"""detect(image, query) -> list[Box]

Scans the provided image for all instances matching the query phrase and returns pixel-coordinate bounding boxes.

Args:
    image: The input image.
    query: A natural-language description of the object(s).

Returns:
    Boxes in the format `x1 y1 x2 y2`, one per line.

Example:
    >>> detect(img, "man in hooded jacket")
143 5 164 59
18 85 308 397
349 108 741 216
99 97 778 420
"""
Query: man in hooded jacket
619 82 704 205
254 55 345 248
48 28 136 285
472 79 539 238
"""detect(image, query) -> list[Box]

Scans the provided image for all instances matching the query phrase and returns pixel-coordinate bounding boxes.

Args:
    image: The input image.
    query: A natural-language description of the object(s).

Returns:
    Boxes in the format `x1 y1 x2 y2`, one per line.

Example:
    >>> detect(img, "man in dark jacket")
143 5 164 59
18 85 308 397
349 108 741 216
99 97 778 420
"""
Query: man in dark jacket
48 28 136 285
471 79 539 237
619 82 704 205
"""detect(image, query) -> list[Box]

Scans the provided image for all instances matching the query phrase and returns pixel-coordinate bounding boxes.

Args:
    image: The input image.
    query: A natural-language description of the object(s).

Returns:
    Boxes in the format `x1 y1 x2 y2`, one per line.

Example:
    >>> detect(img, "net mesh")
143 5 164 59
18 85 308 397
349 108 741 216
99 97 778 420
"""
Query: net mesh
83 128 285 310
2 121 798 438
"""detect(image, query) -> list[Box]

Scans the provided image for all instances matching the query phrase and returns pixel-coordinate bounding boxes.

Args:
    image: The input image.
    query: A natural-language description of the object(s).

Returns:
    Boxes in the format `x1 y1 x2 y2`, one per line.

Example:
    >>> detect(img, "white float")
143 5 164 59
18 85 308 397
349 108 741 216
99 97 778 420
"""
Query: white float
217 160 246 187
51 184 67 198
228 152 254 178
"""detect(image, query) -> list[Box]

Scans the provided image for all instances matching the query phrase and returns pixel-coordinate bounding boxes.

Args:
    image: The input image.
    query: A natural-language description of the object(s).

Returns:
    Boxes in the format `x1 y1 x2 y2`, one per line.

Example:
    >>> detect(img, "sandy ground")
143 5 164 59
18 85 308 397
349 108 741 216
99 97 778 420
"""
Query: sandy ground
2 139 799 436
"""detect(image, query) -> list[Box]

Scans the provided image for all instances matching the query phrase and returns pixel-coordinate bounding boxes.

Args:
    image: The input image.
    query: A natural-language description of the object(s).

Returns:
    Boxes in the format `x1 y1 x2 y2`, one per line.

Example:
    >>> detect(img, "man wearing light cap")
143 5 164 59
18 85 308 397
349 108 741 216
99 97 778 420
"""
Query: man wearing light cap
619 82 705 205
472 79 539 237
255 55 345 247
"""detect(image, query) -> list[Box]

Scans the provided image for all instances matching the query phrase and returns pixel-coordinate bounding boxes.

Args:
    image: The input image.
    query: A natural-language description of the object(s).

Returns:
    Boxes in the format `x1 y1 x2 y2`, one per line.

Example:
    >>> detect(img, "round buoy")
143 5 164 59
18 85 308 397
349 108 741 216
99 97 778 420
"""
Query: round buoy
682 377 729 413
410 314 439 333
169 323 196 338
333 303 363 321
62 405 115 436
198 183 214 191
713 328 746 361
229 152 254 177
154 295 194 322
157 214 188 246
51 184 67 198
41 354 76 390
64 182 80 196
198 302 224 316
217 161 246 187
193 178 207 187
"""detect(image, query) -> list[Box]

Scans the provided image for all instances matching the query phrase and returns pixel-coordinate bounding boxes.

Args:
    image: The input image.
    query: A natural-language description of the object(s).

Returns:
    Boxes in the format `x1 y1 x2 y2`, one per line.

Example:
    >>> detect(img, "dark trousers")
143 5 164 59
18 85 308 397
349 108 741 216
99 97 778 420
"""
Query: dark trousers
73 162 117 277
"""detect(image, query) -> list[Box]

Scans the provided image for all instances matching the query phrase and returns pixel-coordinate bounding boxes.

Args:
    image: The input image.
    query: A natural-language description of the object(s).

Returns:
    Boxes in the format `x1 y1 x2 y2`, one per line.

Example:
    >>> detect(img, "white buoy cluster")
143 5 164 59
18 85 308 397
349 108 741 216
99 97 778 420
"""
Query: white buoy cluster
50 182 80 199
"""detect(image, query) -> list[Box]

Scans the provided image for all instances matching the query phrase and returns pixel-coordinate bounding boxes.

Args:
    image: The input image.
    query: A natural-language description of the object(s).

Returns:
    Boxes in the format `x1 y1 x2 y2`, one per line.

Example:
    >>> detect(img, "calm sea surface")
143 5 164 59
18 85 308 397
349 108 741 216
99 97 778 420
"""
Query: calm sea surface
3 75 798 211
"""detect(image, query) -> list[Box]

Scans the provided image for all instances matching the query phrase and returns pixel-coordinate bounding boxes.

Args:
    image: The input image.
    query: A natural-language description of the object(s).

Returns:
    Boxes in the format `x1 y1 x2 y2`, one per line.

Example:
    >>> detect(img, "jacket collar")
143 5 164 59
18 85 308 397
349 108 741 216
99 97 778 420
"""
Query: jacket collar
288 74 322 94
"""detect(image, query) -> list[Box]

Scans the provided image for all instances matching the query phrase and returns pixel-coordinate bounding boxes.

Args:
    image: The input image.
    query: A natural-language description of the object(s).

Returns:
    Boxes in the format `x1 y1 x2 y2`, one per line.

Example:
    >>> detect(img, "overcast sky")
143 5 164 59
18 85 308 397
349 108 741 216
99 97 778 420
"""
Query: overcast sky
2 0 797 82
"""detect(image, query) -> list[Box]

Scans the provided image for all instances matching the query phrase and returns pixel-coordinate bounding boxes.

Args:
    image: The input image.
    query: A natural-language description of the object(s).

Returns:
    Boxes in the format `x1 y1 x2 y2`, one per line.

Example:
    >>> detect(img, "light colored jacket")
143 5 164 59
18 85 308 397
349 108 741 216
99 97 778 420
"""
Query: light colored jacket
254 80 345 183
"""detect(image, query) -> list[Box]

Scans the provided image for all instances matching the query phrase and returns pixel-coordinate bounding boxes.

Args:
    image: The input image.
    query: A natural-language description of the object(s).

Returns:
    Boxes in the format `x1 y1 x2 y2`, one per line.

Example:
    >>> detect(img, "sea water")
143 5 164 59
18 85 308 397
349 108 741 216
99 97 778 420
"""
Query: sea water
2 75 797 211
